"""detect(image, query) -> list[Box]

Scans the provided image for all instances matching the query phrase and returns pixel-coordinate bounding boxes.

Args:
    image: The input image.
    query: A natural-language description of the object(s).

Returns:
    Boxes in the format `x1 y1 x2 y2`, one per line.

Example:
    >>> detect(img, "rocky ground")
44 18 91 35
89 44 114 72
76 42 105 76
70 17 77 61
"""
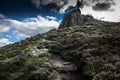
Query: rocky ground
0 47 80 80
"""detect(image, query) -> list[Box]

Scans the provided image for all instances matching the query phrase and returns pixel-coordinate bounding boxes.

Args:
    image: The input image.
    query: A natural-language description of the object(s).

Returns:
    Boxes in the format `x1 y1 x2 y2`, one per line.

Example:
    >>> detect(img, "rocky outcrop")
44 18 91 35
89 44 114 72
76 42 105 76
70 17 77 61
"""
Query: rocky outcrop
59 9 94 29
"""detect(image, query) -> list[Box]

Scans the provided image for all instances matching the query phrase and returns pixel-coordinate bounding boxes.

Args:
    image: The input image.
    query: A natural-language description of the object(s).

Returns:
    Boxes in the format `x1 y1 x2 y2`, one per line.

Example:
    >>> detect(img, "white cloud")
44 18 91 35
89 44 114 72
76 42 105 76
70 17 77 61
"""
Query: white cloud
0 25 10 32
81 0 120 22
0 14 10 32
0 13 5 19
0 38 13 47
46 16 57 20
0 16 59 40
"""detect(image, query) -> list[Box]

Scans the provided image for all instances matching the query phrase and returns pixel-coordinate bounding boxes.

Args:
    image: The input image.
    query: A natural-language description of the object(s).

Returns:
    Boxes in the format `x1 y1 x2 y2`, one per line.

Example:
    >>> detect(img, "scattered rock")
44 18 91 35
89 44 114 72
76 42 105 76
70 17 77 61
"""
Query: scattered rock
29 46 49 57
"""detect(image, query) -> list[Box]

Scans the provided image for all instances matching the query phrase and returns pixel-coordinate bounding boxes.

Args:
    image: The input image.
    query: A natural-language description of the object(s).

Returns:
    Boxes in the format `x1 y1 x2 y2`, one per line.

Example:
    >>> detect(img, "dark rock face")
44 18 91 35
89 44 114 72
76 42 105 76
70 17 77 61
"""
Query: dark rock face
59 9 94 29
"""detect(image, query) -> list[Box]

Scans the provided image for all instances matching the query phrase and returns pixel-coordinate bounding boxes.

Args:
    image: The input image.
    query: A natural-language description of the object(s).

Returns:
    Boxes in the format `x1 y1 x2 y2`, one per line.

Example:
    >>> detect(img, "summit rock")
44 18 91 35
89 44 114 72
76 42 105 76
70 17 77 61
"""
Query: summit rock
59 9 94 29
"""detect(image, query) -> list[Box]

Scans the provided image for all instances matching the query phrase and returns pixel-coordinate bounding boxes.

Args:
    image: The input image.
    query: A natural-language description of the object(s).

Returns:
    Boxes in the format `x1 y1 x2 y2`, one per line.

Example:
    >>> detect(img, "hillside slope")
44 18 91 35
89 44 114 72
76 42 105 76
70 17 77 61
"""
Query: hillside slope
0 22 120 80
0 9 120 80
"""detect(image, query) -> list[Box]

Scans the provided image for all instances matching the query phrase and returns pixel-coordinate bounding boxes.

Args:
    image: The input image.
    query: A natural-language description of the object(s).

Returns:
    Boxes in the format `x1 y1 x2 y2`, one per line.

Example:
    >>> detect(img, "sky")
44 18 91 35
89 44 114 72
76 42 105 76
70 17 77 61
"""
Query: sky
0 0 120 47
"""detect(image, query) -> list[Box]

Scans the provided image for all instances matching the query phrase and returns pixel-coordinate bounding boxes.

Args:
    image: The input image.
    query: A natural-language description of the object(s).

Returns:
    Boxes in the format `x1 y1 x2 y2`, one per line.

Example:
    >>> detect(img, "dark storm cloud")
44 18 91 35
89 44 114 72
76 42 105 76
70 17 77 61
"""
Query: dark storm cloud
64 0 116 13
83 0 115 5
92 2 111 11
92 0 115 11
31 0 68 12
31 0 68 7
81 0 115 11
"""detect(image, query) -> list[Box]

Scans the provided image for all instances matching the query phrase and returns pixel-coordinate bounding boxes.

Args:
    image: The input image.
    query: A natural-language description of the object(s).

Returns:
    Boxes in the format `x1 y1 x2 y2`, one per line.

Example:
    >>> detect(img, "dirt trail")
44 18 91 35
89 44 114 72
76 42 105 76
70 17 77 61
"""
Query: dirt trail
44 54 81 80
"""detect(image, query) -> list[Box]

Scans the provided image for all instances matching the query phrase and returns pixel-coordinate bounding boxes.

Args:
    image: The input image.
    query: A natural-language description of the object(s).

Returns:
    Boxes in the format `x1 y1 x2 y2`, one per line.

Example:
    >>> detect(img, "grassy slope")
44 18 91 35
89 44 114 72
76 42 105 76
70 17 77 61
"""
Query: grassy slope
0 21 120 80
